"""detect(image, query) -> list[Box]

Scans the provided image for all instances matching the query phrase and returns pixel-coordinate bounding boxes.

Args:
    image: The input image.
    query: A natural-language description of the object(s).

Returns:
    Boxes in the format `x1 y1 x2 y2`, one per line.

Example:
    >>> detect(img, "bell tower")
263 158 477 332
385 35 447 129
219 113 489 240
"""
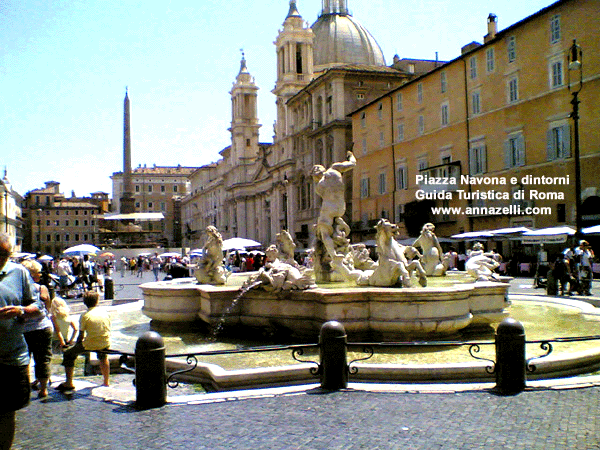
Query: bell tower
229 52 261 163
272 0 314 140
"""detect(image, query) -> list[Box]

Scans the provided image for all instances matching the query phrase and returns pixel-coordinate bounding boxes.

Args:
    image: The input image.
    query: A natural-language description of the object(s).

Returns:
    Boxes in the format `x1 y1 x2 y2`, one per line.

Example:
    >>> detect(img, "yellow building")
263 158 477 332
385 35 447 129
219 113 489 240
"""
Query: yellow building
351 0 600 245
23 181 106 256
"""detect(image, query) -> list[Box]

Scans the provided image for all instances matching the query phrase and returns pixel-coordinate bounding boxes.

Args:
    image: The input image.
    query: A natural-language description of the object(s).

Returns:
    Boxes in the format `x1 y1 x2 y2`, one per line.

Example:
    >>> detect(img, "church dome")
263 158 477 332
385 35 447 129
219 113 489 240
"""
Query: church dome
311 11 386 68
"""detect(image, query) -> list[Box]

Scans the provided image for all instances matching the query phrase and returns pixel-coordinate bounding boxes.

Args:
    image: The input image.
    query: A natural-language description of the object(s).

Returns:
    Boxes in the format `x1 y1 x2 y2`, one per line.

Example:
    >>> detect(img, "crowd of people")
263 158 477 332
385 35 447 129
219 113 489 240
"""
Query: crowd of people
0 232 112 450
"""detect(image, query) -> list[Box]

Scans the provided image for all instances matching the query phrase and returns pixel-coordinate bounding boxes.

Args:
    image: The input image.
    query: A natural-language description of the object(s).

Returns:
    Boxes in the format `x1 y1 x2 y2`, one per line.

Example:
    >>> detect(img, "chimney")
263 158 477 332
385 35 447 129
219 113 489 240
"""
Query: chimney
484 14 498 43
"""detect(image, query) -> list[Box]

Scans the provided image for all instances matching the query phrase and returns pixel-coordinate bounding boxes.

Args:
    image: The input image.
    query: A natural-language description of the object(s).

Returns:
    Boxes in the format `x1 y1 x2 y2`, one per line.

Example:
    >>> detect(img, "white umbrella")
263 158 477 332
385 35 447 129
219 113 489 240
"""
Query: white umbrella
158 252 181 258
583 225 600 235
63 244 101 255
38 255 54 262
450 231 494 240
222 237 262 250
521 226 575 244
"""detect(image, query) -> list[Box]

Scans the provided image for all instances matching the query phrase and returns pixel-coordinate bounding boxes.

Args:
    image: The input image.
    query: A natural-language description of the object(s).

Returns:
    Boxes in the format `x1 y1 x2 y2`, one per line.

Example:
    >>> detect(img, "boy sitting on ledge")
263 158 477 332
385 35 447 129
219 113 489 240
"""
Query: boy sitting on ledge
57 291 111 391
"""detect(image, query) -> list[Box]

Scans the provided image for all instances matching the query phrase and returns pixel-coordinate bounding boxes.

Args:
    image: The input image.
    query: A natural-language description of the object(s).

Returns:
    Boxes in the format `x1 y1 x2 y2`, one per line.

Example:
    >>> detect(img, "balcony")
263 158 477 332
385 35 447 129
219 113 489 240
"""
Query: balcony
417 161 461 194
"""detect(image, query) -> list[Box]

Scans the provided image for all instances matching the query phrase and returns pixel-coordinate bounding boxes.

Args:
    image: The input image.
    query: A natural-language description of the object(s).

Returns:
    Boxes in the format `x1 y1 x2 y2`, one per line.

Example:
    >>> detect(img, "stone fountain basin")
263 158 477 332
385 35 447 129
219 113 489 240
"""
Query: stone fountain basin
140 274 510 339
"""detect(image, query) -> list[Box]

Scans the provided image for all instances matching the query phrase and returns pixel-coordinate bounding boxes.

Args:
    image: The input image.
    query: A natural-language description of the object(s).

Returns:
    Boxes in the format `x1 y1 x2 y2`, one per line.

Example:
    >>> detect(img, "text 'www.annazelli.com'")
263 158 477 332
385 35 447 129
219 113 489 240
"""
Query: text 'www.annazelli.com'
430 205 553 216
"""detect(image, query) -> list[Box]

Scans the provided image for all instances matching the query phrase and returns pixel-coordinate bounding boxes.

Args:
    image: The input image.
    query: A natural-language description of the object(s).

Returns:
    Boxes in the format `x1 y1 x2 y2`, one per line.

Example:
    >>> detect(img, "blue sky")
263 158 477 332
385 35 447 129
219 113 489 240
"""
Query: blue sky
1 0 555 198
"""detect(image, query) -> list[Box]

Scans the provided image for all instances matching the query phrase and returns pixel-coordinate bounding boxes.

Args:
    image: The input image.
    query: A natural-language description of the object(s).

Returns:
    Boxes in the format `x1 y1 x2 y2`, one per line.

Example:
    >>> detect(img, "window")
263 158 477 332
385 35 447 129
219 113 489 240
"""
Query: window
469 57 477 79
507 36 516 63
55 234 60 242
135 185 140 192
469 144 487 175
135 202 140 208
161 202 166 212
326 96 332 115
547 124 571 160
161 185 165 192
397 123 404 142
83 220 88 226
173 185 178 192
378 172 386 195
408 63 415 73
75 234 79 241
356 93 364 100
360 112 366 128
418 159 428 172
148 202 153 210
65 234 70 242
361 138 367 155
508 77 518 103
360 177 370 198
379 131 385 148
440 71 447 93
54 220 59 226
504 134 526 168
396 93 403 111
441 104 449 126
557 203 566 223
65 220 69 226
486 48 495 73
550 60 563 88
472 91 481 115
417 83 423 103
74 220 79 226
377 102 383 120
550 15 561 43
148 185 152 192
396 166 407 190
46 220 50 226
418 115 424 135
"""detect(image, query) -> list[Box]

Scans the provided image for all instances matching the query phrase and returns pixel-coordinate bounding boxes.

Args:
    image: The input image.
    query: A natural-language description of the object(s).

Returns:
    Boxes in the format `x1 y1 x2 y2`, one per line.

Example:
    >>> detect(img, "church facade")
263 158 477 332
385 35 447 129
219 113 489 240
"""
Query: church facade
183 0 425 250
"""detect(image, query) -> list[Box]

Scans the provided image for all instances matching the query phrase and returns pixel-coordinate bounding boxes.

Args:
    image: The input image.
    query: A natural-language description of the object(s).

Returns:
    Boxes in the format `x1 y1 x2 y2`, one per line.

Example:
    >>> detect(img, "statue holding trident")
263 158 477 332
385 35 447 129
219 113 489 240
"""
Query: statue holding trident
311 151 360 282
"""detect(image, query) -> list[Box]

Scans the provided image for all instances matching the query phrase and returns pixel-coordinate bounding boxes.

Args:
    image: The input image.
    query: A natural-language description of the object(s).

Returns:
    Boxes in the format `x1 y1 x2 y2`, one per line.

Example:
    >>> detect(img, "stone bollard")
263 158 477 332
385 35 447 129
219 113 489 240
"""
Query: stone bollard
135 331 167 409
495 318 526 395
319 321 348 390
104 277 114 300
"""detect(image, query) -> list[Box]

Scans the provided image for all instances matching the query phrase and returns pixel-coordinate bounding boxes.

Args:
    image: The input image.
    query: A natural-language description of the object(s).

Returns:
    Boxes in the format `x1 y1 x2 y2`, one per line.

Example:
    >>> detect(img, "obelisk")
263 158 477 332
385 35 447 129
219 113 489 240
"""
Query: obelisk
120 88 135 214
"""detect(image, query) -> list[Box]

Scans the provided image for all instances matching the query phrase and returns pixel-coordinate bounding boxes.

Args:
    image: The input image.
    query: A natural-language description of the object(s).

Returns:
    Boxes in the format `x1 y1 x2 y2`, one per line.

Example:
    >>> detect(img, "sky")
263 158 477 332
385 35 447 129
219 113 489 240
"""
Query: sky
1 0 556 198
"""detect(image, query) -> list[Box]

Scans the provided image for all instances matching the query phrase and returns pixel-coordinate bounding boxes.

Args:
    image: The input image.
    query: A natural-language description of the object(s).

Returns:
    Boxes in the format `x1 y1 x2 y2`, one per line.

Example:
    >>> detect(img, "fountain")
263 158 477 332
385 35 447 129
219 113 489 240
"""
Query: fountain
141 152 511 339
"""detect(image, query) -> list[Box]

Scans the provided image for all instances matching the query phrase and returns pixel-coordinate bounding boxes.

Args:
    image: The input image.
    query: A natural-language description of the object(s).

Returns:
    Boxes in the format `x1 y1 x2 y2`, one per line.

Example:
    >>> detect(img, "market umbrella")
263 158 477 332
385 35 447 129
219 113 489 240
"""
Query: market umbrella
521 226 576 244
583 224 600 235
222 237 262 250
158 252 181 258
100 251 115 258
63 244 101 256
38 255 54 262
450 231 494 240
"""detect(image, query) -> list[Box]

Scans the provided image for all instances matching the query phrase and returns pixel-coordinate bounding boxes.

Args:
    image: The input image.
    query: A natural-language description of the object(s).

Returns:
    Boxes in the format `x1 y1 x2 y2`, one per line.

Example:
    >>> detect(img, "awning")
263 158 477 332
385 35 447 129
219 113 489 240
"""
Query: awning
521 226 576 244
102 213 165 221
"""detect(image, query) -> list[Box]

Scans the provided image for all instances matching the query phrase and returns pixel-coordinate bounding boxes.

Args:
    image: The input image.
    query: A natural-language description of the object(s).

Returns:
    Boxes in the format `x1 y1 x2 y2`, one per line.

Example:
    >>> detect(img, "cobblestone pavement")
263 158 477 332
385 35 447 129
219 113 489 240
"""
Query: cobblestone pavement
11 272 600 449
12 380 600 449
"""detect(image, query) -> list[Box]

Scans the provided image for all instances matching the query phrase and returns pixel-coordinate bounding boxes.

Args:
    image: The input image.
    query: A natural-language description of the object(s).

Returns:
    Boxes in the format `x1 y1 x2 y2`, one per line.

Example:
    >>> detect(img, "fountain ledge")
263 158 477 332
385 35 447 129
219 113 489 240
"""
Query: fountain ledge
140 278 510 338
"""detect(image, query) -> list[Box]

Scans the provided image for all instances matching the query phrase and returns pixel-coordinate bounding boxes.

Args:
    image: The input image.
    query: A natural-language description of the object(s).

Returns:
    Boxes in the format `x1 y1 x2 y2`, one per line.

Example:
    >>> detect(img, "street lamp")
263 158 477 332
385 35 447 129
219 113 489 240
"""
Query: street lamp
568 39 583 237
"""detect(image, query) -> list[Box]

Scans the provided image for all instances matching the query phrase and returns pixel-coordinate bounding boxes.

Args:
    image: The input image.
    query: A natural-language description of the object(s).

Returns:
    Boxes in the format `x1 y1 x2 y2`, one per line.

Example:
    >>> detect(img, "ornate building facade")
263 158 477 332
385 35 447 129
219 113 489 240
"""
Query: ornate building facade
349 0 600 251
0 169 23 251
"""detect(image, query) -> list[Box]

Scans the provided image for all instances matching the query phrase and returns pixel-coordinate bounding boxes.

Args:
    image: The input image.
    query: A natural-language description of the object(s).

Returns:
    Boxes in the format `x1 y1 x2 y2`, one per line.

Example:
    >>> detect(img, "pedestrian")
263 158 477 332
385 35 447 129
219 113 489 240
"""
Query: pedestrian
21 259 54 399
150 253 161 281
575 240 595 296
137 256 144 277
0 232 42 450
57 290 111 391
49 297 77 352
56 258 72 297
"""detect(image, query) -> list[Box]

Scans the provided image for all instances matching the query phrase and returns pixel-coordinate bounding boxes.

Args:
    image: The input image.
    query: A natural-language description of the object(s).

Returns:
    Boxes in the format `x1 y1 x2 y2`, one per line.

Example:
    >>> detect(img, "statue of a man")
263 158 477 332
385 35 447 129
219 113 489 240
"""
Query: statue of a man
311 151 356 260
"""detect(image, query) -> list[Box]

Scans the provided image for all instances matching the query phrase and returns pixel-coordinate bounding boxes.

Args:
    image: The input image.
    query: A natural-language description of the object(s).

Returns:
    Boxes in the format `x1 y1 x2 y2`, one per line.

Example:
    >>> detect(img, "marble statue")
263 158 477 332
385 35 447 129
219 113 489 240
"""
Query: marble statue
195 226 227 285
413 223 448 276
311 152 360 282
242 244 316 292
276 230 299 268
465 242 500 282
357 219 427 287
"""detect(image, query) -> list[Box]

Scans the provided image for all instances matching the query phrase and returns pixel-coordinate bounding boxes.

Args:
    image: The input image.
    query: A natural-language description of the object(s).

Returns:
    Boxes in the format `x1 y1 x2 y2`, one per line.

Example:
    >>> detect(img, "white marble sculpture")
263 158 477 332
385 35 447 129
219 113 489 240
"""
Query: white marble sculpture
465 242 501 282
357 219 427 287
311 152 361 283
243 245 316 292
195 225 227 285
413 223 448 276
